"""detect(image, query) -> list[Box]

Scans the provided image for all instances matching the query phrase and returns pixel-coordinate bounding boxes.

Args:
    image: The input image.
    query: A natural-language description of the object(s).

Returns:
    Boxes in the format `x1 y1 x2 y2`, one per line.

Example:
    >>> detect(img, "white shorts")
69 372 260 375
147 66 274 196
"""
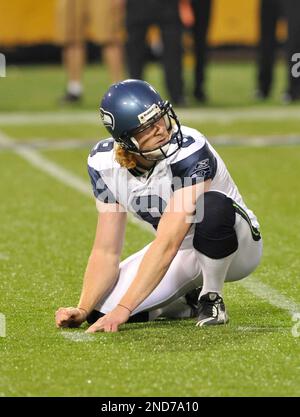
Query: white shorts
96 212 263 315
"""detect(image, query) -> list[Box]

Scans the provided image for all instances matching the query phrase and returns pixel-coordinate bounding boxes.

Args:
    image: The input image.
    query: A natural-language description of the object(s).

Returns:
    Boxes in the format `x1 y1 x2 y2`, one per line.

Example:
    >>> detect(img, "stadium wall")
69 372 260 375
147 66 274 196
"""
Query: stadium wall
0 0 287 47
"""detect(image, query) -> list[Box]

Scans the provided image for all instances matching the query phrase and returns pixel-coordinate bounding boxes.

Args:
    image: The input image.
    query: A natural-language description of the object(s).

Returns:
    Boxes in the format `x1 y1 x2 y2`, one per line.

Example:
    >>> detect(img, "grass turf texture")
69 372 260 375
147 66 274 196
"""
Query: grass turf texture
0 62 300 396
2 117 300 141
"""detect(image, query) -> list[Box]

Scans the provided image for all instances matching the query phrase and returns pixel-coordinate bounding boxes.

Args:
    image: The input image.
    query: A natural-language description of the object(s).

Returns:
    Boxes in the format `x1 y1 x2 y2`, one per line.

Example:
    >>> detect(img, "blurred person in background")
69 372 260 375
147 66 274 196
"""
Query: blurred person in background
180 0 213 103
56 0 125 103
125 0 185 106
256 0 284 100
256 0 300 102
284 0 300 102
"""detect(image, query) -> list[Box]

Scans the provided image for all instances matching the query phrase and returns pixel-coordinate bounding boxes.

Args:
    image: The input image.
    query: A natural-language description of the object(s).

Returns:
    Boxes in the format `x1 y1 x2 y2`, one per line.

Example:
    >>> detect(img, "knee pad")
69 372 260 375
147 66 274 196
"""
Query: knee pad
193 191 238 259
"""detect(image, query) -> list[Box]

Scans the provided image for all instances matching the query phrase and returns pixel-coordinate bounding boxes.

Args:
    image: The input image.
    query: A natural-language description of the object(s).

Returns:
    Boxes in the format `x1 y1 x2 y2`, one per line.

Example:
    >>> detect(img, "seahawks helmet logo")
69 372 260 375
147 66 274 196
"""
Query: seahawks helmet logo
100 108 115 130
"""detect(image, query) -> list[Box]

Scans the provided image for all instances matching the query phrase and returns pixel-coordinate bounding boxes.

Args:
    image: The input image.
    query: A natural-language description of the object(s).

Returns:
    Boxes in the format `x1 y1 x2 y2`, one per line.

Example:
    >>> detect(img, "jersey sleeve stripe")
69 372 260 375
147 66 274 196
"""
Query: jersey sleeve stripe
170 142 217 191
87 165 118 204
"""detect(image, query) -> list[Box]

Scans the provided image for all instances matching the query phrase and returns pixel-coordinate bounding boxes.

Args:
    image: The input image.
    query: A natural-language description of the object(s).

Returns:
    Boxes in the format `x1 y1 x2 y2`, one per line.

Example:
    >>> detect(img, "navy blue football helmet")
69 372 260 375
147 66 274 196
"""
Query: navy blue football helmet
100 79 183 161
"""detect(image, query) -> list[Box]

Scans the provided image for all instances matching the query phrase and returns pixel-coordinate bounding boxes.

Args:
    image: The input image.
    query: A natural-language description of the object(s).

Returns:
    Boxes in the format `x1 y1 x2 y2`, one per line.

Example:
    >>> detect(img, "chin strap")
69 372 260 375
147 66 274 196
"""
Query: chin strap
139 142 171 161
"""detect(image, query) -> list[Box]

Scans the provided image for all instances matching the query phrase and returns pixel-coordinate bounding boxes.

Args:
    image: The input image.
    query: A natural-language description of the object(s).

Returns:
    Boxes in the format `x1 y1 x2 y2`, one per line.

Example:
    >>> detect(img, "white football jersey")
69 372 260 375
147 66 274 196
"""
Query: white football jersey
87 126 260 236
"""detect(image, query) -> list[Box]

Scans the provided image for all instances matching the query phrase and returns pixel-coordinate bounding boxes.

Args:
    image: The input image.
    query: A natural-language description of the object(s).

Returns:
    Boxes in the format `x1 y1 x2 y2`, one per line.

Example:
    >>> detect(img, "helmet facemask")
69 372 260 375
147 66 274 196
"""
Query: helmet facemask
117 102 183 161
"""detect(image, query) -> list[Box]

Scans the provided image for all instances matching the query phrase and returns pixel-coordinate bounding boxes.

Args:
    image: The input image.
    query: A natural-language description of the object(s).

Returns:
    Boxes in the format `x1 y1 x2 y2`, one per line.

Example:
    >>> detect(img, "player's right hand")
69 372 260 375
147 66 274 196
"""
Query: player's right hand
55 307 87 328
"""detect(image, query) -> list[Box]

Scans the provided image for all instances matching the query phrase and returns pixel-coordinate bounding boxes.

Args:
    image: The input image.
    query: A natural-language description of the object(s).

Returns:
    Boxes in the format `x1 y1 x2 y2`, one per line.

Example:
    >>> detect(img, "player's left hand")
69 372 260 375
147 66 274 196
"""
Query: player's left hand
85 305 131 333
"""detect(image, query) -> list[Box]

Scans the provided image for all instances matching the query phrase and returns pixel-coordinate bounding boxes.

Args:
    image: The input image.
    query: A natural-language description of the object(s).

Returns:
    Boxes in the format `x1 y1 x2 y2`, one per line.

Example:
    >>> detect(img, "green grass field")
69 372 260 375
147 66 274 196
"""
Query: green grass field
0 62 300 397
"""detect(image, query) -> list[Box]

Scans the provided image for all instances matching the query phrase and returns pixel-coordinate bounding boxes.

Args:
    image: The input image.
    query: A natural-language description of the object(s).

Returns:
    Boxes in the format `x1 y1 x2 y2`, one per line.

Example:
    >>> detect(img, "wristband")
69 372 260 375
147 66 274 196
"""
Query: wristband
117 304 132 314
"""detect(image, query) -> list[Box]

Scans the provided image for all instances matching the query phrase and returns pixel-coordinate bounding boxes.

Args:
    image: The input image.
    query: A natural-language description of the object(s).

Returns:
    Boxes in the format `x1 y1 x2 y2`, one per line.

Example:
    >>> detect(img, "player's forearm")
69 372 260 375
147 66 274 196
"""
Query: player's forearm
119 239 178 312
77 250 120 314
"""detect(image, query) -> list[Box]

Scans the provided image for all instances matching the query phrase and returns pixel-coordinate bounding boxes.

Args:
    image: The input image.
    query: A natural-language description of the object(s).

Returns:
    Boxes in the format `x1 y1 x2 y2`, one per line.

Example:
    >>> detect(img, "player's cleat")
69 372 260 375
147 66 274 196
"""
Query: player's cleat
59 92 82 104
282 91 300 104
253 89 269 101
195 292 229 327
194 89 207 103
185 287 202 318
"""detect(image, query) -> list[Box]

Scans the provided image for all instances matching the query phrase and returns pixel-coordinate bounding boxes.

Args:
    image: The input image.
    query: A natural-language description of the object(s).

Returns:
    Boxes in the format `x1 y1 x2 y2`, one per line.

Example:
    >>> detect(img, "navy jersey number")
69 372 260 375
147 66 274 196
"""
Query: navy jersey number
132 195 167 229
90 140 114 157
171 135 195 148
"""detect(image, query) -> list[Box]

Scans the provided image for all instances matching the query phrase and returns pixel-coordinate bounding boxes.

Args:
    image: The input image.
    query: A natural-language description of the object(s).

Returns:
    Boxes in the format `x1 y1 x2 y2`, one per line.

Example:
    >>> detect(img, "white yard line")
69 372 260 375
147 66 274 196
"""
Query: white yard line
0 107 300 126
60 330 95 342
210 134 300 146
240 277 300 316
178 107 300 123
0 132 91 196
0 112 99 126
10 139 95 151
0 131 153 234
1 130 299 337
1 135 300 153
235 326 289 333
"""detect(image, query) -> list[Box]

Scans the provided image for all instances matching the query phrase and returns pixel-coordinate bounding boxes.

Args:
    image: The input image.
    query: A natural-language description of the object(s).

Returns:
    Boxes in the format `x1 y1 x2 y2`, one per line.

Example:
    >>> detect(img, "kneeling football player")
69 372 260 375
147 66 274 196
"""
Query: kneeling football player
55 79 262 332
